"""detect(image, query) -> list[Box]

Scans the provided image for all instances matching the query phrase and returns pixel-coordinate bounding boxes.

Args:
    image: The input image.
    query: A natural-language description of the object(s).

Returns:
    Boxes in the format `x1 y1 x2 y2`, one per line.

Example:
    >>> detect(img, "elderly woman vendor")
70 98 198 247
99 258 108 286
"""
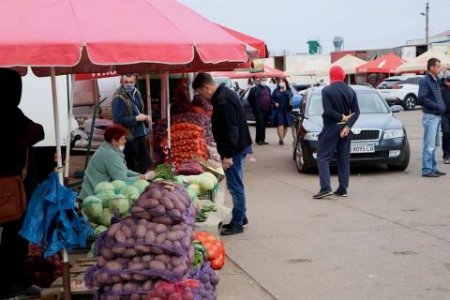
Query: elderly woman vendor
79 125 152 199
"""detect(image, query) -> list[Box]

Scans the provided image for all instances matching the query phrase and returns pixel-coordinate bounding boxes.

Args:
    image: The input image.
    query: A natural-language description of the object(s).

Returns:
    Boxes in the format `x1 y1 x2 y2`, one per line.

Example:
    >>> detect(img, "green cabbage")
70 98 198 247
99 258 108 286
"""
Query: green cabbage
94 225 108 238
81 196 103 220
198 176 216 193
95 190 116 208
97 209 114 227
109 194 130 215
187 184 201 196
111 180 127 194
132 179 149 194
94 181 115 194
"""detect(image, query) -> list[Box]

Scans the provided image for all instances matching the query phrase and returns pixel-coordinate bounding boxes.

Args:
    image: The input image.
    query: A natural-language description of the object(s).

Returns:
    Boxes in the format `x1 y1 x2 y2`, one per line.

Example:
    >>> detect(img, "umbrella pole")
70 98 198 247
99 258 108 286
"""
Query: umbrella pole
64 75 75 180
50 67 72 300
145 74 154 163
163 72 172 163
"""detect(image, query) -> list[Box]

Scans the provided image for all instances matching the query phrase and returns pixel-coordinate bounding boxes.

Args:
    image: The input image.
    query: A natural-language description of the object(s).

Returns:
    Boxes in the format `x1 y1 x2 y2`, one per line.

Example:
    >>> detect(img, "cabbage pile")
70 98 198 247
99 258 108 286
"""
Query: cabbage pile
82 179 149 235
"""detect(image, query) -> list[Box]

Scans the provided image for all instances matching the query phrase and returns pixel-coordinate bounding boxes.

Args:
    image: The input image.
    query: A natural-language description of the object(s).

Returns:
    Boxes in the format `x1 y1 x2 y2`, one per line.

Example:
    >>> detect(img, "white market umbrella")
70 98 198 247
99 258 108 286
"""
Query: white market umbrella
332 54 366 75
397 48 450 73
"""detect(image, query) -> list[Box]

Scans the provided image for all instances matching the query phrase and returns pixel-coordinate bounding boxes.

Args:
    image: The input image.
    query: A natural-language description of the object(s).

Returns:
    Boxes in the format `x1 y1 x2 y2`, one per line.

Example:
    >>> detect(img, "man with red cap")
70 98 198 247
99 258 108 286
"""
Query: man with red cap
313 66 360 199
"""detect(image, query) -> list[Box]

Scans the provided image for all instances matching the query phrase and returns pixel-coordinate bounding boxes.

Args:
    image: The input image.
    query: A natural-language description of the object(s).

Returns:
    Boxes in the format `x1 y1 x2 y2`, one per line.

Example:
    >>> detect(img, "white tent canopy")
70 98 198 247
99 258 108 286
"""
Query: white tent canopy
287 56 331 76
397 48 450 73
331 54 366 74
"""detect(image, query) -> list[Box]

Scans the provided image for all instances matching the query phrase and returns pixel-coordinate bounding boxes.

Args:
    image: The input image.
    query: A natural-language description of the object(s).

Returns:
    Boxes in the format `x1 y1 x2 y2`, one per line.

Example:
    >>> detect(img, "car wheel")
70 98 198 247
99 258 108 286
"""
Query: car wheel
402 95 416 111
388 140 410 171
295 141 311 173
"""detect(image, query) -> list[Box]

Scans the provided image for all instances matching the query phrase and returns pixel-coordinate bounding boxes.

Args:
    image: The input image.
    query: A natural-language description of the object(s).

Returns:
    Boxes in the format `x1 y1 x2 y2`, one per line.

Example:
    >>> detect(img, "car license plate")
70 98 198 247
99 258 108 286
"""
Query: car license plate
351 143 375 153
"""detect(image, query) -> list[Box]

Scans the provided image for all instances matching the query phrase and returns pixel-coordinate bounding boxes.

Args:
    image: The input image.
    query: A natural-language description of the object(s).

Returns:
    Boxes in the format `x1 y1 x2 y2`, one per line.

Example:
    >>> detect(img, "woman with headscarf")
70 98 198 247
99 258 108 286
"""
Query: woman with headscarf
0 68 45 298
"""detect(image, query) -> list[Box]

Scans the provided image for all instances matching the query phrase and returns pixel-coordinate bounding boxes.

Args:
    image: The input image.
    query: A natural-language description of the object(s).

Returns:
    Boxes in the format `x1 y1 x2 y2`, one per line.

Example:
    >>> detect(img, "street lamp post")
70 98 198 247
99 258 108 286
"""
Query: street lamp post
421 1 430 47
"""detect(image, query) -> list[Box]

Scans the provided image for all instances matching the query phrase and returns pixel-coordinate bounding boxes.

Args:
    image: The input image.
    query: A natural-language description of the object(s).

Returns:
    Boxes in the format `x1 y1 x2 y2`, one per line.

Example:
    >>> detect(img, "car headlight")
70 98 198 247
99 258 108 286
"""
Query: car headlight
304 132 320 141
383 129 404 139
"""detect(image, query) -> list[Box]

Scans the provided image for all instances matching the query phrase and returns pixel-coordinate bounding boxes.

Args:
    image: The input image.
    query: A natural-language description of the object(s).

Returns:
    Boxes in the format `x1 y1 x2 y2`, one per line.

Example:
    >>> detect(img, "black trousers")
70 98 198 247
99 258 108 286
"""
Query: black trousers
124 136 151 174
254 110 268 143
317 124 351 192
0 217 32 293
442 114 450 159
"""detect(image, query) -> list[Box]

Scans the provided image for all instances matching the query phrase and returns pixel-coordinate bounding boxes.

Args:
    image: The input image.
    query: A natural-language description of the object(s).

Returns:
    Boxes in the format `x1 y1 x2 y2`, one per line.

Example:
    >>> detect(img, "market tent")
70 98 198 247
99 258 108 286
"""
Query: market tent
356 53 405 74
331 54 366 74
290 57 331 76
0 0 259 76
217 24 269 59
212 65 285 79
396 48 450 73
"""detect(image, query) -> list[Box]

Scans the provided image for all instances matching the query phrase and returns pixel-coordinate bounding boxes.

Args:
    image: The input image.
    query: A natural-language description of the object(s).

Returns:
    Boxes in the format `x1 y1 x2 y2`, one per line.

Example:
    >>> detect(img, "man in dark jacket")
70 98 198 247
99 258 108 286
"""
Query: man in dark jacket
418 58 446 177
247 77 271 145
0 68 45 298
314 66 360 199
112 74 151 174
440 74 450 164
193 73 252 235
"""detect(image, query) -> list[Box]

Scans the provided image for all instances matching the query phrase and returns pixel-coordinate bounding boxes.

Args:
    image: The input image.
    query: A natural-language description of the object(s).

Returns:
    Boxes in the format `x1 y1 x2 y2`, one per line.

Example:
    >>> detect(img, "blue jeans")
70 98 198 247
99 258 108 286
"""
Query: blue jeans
422 113 441 174
317 124 351 192
225 152 247 226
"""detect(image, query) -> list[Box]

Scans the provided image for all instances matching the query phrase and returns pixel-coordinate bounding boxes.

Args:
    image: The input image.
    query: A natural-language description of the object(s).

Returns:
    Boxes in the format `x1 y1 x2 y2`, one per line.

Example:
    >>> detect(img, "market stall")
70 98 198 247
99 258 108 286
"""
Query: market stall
356 52 405 87
0 0 267 299
396 48 450 73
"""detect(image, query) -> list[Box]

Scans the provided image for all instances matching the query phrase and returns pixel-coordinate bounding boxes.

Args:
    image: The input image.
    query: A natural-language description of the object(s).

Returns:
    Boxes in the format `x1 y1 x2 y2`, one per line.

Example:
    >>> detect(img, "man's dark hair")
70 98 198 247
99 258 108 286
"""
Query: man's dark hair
427 58 441 71
192 72 215 90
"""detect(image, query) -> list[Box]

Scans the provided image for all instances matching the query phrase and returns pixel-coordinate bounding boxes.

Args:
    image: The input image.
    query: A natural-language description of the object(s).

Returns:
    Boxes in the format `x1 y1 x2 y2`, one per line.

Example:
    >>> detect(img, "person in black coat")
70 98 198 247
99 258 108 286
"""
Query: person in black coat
314 66 360 199
247 78 272 145
0 68 45 298
271 78 294 145
192 73 252 236
440 74 450 164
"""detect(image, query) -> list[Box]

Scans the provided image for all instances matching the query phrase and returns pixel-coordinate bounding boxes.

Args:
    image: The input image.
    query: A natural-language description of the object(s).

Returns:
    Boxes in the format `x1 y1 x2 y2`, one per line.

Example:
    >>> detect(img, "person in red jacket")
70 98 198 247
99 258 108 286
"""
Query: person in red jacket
314 66 360 199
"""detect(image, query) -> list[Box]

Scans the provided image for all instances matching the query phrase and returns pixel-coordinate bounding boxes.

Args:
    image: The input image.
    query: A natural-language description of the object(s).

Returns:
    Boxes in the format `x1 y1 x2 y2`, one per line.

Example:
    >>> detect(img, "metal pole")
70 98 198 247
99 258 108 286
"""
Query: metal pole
164 72 172 163
50 67 71 300
64 75 74 179
426 0 430 47
145 74 154 161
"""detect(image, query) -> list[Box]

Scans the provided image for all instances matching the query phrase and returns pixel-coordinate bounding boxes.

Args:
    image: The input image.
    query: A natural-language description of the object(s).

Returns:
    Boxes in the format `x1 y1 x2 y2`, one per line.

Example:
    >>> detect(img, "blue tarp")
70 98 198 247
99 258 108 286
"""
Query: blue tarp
19 172 93 258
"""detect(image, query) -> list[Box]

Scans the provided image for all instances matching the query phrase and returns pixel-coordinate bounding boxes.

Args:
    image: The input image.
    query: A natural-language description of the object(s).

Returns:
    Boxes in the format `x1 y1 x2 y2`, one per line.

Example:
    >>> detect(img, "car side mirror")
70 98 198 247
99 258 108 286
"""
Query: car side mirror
390 105 404 113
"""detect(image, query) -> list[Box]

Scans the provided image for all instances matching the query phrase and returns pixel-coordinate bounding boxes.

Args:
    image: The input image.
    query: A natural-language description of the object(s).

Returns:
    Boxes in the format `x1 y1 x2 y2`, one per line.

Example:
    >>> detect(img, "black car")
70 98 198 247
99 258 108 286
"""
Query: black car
292 85 410 173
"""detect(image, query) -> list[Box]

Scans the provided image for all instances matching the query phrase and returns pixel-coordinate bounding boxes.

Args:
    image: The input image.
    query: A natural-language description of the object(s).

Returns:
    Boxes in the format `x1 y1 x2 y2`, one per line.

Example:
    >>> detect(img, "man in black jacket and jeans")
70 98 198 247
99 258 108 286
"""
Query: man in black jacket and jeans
248 78 271 145
440 74 450 164
314 66 360 199
193 73 252 235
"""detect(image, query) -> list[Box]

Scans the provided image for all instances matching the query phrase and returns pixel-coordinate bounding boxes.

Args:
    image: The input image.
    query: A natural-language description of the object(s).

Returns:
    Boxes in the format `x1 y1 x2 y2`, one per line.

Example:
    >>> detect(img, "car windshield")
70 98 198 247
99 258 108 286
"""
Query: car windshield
307 90 390 116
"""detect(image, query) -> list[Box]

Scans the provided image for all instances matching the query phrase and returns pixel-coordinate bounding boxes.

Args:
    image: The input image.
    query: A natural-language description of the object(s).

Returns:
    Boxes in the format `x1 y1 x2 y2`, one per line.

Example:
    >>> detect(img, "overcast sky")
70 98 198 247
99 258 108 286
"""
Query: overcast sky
179 0 449 54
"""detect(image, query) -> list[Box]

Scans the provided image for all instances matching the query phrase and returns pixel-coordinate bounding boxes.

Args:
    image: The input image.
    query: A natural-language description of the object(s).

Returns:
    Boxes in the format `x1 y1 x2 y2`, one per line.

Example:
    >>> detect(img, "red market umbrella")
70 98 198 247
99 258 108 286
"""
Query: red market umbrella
212 65 285 79
217 24 269 59
356 53 405 74
0 0 261 76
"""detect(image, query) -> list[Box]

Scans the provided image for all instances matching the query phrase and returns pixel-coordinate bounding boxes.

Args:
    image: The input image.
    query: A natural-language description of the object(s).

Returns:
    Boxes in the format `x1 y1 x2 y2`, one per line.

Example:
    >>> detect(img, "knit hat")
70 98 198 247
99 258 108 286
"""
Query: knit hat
329 66 346 84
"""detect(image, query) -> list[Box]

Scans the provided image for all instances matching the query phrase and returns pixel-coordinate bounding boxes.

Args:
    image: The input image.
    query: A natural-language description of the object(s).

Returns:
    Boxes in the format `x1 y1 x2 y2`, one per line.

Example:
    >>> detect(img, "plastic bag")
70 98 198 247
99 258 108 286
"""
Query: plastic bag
188 263 219 300
147 280 198 300
19 172 93 258
94 218 194 258
193 232 225 270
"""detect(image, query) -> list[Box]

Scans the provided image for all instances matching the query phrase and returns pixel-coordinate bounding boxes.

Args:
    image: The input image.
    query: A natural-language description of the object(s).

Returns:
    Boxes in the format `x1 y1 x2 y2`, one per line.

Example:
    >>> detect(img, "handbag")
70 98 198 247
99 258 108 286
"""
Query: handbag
0 150 28 224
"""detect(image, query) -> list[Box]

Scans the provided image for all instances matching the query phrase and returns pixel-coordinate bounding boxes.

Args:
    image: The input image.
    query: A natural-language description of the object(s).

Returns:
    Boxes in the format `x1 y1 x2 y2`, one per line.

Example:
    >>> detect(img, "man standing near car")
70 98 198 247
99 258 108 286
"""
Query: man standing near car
248 77 272 145
192 73 252 236
112 74 151 174
440 73 450 164
419 58 446 177
313 66 360 199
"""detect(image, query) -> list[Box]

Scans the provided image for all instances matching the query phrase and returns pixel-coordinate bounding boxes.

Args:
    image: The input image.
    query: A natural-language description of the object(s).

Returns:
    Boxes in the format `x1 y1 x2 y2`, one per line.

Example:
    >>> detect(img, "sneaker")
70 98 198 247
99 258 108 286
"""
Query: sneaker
220 225 244 236
256 141 264 145
333 190 348 197
422 172 440 177
435 170 446 176
313 190 333 199
279 140 284 145
261 141 269 145
222 217 248 229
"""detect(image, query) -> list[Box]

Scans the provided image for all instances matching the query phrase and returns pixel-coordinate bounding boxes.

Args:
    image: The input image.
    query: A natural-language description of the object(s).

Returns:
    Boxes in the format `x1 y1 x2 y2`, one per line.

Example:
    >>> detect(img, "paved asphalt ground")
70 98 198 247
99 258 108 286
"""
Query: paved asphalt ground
217 109 450 300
